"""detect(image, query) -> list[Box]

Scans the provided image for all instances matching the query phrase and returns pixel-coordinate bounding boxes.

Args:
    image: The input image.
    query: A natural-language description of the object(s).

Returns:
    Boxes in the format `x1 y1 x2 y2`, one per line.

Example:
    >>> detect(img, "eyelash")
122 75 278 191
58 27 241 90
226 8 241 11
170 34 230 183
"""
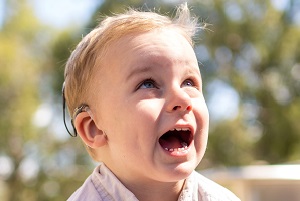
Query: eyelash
137 78 157 89
183 77 201 90
136 78 199 90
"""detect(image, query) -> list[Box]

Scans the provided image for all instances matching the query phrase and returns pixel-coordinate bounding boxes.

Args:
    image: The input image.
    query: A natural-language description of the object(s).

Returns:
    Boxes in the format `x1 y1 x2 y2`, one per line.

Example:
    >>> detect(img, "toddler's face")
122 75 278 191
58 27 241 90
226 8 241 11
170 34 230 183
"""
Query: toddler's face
91 28 209 184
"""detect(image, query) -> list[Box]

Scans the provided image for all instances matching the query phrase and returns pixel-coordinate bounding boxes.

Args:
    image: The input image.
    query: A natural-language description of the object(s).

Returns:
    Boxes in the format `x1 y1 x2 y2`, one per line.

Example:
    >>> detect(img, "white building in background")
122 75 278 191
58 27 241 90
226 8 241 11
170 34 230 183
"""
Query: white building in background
200 164 300 201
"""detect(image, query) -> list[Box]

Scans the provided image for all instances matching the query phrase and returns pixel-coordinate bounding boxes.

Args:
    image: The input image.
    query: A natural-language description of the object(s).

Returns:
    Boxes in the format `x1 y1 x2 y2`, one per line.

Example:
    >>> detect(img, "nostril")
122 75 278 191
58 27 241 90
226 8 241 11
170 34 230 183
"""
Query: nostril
173 106 181 110
172 105 192 111
186 105 192 111
167 90 193 112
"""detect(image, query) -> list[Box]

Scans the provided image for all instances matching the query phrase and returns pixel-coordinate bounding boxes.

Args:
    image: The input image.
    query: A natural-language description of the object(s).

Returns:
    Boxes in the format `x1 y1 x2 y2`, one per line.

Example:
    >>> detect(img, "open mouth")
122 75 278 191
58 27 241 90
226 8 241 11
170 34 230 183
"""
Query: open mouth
159 128 193 152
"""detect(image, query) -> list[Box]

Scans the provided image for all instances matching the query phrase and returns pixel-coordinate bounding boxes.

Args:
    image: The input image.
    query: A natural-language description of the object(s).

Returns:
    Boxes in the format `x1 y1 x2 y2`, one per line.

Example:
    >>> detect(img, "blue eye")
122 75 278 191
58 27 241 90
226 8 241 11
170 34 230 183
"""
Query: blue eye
182 79 194 87
139 79 156 89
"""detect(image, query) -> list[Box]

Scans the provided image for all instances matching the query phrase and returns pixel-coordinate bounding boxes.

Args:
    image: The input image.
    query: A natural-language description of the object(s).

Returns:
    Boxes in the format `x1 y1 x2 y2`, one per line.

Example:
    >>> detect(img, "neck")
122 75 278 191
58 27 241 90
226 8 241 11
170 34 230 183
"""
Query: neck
126 179 185 201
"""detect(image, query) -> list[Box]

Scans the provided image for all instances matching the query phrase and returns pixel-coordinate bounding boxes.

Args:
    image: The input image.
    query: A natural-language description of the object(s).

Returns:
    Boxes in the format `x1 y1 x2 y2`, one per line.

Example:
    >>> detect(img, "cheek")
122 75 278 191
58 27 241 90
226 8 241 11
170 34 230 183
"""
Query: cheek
106 101 163 155
103 98 162 136
134 99 164 119
193 97 209 122
193 99 209 144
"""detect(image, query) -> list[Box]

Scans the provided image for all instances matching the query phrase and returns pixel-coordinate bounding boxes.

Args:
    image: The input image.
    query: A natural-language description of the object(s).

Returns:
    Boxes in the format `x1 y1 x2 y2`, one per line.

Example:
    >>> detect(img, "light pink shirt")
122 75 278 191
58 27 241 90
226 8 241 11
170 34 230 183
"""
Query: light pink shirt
67 163 240 201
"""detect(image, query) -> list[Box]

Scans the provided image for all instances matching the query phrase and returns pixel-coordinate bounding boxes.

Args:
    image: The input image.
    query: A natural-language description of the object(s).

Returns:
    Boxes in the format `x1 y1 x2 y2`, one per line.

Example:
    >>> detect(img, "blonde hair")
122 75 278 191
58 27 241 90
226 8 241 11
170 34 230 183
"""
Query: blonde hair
64 3 199 117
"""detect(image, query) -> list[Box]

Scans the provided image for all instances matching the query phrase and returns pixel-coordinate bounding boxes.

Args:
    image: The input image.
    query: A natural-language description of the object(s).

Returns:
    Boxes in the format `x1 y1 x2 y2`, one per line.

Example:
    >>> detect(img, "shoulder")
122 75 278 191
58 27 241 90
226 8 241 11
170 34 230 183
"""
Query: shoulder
67 174 103 201
191 171 241 201
67 163 137 201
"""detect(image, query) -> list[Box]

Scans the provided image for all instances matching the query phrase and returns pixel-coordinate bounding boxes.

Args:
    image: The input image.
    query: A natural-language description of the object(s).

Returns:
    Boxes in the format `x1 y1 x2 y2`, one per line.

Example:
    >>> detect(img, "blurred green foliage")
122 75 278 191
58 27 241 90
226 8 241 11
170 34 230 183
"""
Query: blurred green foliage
0 0 299 200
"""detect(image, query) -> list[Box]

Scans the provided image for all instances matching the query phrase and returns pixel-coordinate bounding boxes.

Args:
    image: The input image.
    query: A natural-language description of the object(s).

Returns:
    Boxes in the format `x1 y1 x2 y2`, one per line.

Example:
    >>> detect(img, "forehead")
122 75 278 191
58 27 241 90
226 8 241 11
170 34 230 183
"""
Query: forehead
101 28 198 74
121 29 192 56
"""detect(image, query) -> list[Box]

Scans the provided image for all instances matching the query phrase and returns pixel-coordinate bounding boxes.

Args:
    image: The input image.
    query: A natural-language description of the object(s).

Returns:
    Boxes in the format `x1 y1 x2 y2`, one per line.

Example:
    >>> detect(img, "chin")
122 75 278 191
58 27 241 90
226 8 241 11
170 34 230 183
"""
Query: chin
159 161 197 182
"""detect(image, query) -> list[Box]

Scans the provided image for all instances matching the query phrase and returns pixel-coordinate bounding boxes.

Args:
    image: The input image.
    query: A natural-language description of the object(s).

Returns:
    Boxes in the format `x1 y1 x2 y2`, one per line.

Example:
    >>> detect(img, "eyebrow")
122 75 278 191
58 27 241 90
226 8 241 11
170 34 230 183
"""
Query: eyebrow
126 66 153 81
126 63 201 81
186 65 201 75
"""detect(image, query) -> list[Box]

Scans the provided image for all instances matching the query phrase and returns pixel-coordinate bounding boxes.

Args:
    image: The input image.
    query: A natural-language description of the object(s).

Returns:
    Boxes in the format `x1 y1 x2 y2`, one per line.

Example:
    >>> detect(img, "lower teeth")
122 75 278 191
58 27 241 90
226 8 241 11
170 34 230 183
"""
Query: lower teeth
164 142 188 152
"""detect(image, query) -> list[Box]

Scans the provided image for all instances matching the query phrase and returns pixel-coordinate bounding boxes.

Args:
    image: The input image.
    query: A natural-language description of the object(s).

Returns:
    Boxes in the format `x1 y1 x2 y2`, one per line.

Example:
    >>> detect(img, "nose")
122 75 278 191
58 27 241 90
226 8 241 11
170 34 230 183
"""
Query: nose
166 87 192 113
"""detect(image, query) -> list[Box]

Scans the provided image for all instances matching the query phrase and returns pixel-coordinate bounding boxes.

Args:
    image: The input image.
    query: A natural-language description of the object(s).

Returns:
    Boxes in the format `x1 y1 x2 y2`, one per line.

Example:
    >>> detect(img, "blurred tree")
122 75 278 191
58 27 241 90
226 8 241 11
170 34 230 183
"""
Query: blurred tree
0 0 45 200
0 0 94 200
192 0 300 166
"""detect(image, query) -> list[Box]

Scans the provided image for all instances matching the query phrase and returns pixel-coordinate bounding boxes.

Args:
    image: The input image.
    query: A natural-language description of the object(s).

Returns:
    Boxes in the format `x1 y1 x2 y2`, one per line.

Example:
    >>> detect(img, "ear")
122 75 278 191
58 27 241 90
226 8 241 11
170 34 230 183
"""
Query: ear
74 112 107 149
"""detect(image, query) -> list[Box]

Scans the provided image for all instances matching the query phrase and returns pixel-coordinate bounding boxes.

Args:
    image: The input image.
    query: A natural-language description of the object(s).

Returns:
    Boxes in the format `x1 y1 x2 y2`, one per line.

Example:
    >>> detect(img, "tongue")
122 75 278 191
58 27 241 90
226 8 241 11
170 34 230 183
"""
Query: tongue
159 135 183 149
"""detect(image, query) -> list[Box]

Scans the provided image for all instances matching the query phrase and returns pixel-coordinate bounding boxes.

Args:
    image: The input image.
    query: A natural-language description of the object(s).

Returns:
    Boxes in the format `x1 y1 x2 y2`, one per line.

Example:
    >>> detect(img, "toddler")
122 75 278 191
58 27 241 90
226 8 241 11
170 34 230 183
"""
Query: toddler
63 3 240 201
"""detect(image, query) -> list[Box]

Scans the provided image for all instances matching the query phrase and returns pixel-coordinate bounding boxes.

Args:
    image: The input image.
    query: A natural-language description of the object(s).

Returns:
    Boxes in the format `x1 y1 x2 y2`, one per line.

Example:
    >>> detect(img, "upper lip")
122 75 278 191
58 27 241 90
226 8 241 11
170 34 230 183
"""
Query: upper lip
161 123 195 138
